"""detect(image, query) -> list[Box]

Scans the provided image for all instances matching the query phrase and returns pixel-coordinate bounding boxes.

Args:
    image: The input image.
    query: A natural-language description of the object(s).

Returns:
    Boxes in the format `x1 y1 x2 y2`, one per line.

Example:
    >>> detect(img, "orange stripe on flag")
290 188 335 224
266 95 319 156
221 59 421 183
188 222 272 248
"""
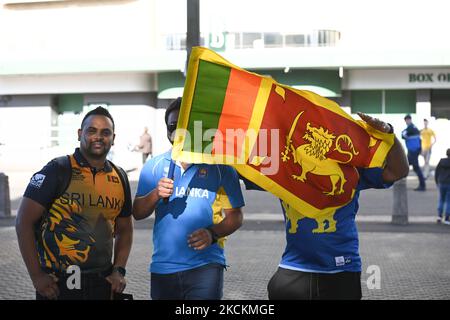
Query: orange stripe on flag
213 68 261 157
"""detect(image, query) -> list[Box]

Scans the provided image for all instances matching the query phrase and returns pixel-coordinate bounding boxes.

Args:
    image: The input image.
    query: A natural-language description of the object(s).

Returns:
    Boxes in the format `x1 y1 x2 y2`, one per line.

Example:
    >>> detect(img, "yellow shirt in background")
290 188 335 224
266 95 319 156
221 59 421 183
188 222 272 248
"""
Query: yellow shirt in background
421 128 436 151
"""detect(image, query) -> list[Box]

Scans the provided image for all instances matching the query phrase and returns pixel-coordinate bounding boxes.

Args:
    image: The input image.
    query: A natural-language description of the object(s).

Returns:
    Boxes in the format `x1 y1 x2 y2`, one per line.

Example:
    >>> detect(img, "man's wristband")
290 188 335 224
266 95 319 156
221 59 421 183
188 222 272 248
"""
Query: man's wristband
206 227 219 244
112 266 126 277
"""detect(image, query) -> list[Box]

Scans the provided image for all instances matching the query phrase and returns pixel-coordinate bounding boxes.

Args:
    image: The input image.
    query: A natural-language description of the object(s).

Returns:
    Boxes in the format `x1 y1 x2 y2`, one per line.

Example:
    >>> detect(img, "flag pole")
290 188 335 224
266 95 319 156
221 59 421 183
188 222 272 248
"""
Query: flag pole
164 0 200 204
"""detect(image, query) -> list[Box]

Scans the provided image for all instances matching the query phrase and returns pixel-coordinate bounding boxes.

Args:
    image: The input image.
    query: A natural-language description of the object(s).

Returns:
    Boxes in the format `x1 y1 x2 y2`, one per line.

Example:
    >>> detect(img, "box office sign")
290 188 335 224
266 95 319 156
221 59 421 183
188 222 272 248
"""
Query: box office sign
409 73 450 83
345 69 450 90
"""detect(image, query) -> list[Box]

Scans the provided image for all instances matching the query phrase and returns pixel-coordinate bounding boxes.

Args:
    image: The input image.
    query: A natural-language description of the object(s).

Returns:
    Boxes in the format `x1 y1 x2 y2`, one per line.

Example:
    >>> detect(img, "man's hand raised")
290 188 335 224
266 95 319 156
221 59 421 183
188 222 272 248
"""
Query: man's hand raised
357 112 392 133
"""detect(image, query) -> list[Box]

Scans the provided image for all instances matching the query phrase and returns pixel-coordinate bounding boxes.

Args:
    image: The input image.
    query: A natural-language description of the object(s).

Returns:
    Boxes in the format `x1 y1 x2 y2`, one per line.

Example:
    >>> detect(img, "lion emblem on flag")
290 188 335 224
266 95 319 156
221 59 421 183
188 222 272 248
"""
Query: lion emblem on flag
281 111 359 196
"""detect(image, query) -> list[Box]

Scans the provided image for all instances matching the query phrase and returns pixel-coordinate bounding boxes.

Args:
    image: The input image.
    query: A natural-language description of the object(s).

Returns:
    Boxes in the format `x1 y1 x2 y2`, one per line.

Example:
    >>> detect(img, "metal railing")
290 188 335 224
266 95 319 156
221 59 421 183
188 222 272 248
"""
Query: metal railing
163 30 341 50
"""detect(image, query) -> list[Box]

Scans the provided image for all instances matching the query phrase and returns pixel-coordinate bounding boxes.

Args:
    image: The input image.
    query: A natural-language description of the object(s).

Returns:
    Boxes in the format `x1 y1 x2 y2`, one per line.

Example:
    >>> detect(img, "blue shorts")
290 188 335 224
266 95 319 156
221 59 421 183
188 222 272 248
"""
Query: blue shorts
150 263 224 300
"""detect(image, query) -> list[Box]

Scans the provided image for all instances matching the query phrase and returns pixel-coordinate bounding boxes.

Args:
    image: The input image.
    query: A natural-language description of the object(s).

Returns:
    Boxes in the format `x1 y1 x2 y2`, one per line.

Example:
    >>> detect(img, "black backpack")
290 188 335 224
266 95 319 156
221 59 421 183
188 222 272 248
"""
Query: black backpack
34 156 131 269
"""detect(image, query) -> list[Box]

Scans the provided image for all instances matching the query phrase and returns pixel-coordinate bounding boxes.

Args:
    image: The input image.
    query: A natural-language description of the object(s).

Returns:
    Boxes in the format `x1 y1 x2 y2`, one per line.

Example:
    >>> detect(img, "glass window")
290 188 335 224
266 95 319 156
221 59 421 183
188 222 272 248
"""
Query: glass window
385 90 416 114
264 33 282 48
285 34 305 47
351 91 382 114
242 33 263 48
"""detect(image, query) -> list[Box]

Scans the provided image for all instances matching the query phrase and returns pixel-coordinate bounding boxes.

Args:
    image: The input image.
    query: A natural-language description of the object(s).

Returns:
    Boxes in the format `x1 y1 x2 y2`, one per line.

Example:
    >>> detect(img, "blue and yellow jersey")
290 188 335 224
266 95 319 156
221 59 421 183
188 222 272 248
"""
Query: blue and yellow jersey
279 168 390 273
136 150 245 274
24 148 132 273
243 168 391 273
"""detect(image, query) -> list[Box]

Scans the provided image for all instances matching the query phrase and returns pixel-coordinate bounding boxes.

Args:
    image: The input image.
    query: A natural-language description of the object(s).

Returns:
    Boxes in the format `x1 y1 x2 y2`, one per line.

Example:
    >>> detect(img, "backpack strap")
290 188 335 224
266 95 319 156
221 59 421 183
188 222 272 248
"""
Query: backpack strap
52 155 72 199
35 155 71 240
109 161 131 206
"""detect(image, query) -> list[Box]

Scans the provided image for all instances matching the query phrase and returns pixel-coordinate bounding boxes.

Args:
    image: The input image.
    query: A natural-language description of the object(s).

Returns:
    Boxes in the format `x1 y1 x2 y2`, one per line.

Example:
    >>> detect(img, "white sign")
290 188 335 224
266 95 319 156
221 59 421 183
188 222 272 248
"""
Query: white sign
345 69 450 90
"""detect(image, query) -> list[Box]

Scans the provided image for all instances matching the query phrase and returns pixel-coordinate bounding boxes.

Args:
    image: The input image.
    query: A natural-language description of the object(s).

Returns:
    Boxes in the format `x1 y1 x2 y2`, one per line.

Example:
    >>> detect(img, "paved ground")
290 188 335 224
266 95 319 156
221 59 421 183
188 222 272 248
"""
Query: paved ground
1 225 449 300
1 167 449 300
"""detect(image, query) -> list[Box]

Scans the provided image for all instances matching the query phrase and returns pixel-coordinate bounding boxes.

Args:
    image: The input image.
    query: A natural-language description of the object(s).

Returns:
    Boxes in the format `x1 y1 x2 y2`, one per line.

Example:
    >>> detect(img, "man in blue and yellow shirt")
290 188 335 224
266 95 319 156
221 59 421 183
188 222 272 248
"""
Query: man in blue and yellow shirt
244 112 409 300
133 98 244 300
16 107 133 300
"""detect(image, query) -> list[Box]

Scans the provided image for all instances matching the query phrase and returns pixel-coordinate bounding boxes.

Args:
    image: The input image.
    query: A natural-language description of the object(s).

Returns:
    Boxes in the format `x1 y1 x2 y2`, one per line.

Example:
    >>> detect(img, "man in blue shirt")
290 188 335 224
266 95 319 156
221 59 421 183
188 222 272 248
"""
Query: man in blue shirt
132 98 245 300
244 112 409 300
402 114 426 191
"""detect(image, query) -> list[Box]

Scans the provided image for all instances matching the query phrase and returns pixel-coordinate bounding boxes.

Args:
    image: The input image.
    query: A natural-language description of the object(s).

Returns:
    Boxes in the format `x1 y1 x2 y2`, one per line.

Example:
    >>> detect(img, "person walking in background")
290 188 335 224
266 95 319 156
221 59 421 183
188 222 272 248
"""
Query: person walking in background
435 149 450 225
402 114 426 191
136 127 153 164
421 119 436 178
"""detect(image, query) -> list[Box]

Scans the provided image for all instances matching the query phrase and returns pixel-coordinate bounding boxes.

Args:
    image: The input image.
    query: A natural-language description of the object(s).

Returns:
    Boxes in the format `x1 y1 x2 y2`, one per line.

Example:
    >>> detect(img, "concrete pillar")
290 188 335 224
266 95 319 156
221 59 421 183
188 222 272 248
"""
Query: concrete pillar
416 89 431 120
50 102 59 147
392 178 408 225
0 172 11 218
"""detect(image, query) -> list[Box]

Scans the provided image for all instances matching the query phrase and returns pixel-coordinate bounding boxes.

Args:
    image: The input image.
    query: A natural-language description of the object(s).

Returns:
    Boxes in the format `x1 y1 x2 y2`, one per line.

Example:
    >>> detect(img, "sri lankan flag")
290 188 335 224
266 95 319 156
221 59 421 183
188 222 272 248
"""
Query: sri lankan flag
172 47 394 219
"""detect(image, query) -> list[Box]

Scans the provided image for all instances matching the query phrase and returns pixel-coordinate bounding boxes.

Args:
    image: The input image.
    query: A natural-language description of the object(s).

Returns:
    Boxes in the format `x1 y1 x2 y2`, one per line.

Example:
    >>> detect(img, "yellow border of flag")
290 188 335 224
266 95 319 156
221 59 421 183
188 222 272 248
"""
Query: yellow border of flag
173 47 276 164
172 47 395 219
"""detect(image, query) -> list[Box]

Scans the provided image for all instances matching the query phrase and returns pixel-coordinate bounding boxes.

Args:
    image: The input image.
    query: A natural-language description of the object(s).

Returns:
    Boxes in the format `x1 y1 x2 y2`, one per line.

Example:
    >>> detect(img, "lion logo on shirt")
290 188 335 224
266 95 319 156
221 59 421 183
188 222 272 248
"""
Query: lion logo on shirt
282 201 337 234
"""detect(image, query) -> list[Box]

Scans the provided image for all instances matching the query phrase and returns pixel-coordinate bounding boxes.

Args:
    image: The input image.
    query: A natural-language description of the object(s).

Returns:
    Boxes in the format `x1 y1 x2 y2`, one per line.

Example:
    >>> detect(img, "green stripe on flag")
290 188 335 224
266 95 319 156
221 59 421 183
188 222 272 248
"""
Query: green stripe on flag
184 60 231 153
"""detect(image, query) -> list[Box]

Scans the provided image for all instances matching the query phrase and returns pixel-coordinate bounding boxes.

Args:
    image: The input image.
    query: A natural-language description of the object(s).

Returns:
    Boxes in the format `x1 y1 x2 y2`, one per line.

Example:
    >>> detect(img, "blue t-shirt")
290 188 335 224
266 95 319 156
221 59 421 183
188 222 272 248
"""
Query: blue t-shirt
279 167 390 273
136 150 245 274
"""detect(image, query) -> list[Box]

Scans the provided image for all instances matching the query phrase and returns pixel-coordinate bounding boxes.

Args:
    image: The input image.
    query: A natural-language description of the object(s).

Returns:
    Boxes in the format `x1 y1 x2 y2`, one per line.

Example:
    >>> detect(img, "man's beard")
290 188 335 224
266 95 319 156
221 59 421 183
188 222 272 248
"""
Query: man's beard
85 142 111 159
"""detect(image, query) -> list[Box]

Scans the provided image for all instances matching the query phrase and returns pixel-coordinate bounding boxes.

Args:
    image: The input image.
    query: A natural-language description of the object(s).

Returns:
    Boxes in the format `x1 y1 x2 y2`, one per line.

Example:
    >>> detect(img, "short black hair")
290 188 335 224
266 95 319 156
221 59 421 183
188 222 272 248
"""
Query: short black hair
165 97 182 125
81 107 115 131
404 114 412 120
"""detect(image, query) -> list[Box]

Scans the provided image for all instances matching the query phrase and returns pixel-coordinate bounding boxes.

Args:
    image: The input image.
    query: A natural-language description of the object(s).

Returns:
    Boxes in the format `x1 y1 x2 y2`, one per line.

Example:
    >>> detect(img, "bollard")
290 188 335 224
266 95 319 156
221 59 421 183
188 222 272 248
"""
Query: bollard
0 172 12 218
392 178 408 225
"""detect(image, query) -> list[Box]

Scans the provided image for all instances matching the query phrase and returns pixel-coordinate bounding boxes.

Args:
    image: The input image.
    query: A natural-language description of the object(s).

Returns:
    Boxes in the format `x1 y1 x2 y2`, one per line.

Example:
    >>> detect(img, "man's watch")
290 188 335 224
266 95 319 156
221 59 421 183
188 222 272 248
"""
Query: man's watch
206 227 220 244
112 266 126 277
